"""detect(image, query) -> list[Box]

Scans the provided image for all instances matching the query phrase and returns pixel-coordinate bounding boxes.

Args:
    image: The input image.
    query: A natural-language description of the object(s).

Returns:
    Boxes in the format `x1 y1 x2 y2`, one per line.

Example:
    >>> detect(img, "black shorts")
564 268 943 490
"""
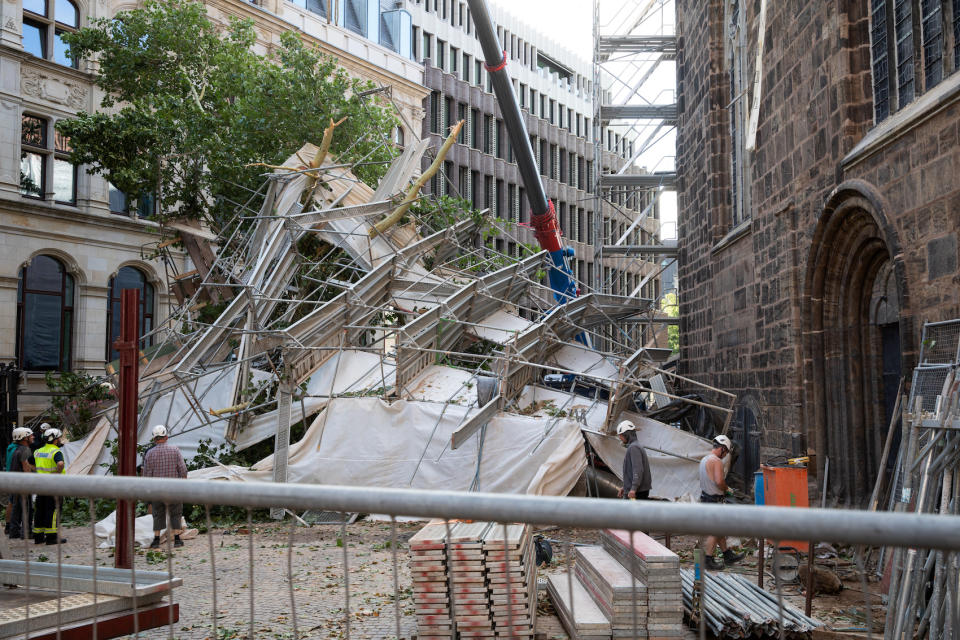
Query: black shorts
700 493 725 503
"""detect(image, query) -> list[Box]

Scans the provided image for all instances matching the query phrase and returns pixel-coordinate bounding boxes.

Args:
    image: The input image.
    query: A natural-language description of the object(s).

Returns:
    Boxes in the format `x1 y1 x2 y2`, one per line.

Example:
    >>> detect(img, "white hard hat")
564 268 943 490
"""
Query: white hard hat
12 427 29 441
39 422 52 431
713 435 733 450
152 424 168 438
43 427 63 441
616 420 636 436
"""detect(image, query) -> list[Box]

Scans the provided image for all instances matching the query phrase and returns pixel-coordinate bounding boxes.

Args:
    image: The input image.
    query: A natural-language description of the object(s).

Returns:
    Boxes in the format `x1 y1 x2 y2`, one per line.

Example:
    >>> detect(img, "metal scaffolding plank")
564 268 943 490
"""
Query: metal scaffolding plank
599 104 677 121
601 244 679 257
601 173 676 188
597 35 676 55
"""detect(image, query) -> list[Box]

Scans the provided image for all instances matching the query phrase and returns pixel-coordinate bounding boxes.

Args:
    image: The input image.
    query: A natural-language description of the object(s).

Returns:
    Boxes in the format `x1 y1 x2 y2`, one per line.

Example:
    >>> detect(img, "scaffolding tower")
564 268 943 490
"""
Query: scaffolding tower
591 0 677 352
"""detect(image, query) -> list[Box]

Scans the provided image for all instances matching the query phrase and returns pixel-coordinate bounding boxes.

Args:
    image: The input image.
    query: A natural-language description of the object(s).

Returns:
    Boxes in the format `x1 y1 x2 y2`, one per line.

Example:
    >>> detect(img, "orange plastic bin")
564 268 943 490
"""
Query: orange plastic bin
761 464 809 552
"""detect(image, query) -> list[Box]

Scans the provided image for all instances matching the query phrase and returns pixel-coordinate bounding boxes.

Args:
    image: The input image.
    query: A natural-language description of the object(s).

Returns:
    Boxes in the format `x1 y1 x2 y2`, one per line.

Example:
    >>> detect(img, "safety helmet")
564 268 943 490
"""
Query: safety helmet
713 434 733 451
43 427 63 442
12 427 29 441
152 424 168 438
616 420 636 436
39 422 52 431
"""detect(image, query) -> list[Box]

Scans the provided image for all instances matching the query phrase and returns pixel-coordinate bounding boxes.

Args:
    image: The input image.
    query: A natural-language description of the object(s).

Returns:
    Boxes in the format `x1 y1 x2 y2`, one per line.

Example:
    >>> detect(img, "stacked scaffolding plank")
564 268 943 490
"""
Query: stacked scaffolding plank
575 545 647 637
410 521 456 639
409 521 537 639
483 524 536 638
450 522 495 638
601 529 683 638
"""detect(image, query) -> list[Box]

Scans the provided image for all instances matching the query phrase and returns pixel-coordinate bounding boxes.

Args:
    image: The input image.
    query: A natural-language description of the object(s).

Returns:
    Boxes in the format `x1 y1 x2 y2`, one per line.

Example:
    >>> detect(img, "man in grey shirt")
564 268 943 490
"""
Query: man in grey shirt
616 420 652 500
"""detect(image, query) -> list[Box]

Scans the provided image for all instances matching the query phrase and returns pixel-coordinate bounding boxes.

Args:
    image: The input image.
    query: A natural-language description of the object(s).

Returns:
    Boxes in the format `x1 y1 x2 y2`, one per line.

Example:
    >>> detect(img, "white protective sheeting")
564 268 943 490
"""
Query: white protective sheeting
548 344 620 384
94 511 188 549
64 367 239 474
191 397 585 496
467 308 533 344
401 365 478 405
585 414 715 501
233 350 396 450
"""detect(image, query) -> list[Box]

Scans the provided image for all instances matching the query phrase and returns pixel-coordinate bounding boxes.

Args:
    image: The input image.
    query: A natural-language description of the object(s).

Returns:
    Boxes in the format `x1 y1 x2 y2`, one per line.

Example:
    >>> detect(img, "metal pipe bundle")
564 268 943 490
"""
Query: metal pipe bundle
680 569 822 638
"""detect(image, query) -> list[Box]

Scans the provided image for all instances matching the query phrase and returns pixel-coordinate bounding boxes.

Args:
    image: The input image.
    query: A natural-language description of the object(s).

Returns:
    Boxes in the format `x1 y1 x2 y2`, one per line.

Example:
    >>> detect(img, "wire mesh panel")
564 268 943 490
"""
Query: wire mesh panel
917 320 960 366
909 365 953 412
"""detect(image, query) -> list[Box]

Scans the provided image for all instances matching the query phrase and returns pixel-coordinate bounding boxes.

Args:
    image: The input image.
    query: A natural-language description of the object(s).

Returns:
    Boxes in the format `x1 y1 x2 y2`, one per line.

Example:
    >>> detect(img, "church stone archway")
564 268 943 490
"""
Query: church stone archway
802 181 908 505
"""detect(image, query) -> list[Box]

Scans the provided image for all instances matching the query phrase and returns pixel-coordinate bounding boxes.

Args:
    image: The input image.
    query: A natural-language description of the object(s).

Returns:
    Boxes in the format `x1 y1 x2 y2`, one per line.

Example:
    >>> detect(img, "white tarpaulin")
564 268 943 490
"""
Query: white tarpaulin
401 365 478 405
94 511 190 549
467 308 533 344
548 344 620 383
585 414 716 501
234 350 397 450
64 367 240 474
191 397 585 496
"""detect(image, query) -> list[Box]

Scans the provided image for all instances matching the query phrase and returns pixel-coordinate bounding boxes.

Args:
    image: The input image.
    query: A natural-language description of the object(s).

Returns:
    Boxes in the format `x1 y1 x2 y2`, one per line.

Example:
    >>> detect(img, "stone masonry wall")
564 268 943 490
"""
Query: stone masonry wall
676 0 960 491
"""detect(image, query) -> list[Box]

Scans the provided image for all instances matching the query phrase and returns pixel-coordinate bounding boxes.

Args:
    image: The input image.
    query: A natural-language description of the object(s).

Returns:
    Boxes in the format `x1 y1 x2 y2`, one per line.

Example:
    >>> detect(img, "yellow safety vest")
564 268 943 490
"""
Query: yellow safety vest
34 443 63 474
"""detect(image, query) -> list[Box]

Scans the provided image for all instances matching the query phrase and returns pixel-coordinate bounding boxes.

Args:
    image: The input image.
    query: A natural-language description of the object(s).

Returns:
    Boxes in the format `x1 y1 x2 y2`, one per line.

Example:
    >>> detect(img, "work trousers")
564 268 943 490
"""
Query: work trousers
9 494 33 539
32 495 59 536
151 502 183 533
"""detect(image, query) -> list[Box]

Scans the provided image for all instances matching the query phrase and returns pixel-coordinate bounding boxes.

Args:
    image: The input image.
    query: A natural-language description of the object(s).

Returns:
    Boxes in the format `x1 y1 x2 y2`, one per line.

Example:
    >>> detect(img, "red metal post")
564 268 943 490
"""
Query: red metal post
114 288 140 569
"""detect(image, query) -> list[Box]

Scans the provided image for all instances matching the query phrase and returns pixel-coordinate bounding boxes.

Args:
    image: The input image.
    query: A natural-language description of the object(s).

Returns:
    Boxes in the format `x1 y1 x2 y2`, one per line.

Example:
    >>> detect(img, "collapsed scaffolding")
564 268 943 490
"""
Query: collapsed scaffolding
51 38 731 503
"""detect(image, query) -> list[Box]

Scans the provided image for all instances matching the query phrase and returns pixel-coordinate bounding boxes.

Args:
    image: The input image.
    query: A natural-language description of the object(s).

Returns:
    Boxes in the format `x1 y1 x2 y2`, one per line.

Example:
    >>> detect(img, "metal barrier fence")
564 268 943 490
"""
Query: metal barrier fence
1 474 959 639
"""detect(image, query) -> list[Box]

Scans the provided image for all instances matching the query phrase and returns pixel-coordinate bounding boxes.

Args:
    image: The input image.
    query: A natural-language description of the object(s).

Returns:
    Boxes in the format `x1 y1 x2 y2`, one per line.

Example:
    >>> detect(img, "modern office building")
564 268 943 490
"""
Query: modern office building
405 0 664 306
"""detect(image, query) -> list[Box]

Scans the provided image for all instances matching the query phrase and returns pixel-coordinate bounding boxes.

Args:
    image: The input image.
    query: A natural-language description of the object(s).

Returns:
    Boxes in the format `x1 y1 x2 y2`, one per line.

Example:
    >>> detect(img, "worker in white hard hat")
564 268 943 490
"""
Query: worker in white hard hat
616 420 652 500
141 425 187 548
32 425 67 545
3 427 29 535
700 434 745 570
8 427 36 540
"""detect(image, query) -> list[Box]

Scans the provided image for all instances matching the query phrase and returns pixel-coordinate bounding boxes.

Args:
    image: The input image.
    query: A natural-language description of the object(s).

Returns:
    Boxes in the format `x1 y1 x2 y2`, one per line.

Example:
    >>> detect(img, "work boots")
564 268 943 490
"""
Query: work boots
705 555 725 571
723 548 746 565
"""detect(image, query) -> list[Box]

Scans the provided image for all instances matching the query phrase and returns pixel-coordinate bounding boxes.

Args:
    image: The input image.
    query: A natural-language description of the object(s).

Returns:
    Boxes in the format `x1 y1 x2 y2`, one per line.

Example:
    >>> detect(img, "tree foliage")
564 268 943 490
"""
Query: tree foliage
660 291 679 353
58 0 398 227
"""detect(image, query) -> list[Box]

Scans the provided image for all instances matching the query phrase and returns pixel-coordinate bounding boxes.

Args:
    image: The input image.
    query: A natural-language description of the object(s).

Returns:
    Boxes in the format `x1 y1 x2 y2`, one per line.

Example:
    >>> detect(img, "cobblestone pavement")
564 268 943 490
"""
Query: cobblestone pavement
4 519 582 640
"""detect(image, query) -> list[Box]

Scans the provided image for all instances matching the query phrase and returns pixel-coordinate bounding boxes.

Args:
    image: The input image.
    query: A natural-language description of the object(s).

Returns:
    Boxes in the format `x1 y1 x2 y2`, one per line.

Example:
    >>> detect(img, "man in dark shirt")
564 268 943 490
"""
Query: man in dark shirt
8 428 35 539
616 420 652 500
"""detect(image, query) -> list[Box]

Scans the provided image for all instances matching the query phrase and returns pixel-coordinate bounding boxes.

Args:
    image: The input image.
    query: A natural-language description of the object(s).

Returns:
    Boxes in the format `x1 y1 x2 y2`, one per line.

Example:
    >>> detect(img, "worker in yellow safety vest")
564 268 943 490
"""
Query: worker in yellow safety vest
32 425 66 545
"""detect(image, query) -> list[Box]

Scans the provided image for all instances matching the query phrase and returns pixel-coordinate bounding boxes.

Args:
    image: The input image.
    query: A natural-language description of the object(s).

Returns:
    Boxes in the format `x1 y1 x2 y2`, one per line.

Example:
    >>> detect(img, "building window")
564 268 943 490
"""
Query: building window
106 266 154 361
870 0 959 123
290 0 327 18
23 0 79 67
17 254 74 371
20 114 76 203
726 0 750 227
108 183 129 215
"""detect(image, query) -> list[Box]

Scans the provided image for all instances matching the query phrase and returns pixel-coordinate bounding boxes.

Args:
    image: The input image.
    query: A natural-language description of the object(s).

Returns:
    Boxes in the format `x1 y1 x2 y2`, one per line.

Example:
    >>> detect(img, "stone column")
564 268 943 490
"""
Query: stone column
0 275 18 362
0 0 22 49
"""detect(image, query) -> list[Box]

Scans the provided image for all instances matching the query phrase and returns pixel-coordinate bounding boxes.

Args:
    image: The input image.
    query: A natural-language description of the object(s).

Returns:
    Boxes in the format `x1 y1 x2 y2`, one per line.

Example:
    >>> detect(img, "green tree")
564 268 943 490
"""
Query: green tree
660 291 679 353
57 0 398 227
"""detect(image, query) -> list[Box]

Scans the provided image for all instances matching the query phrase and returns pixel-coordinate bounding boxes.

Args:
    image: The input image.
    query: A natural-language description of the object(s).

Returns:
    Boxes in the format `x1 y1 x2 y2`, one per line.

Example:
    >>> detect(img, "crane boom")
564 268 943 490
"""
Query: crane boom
466 0 579 304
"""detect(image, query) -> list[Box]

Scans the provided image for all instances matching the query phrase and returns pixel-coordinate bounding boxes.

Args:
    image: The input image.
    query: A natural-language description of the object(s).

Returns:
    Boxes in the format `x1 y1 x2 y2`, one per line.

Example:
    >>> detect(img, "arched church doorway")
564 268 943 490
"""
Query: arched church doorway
802 182 906 505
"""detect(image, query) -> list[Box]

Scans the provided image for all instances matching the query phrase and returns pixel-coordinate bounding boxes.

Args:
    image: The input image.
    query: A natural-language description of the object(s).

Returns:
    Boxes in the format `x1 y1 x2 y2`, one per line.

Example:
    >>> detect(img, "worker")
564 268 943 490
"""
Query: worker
141 425 187 548
3 427 25 536
700 435 745 570
8 427 35 540
616 420 652 500
33 426 67 545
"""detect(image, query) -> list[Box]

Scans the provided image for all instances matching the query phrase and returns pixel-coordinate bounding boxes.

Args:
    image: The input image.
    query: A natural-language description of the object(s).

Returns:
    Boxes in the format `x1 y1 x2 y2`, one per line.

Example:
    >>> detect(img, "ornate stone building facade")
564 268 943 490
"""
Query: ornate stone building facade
676 1 960 503
0 0 426 418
